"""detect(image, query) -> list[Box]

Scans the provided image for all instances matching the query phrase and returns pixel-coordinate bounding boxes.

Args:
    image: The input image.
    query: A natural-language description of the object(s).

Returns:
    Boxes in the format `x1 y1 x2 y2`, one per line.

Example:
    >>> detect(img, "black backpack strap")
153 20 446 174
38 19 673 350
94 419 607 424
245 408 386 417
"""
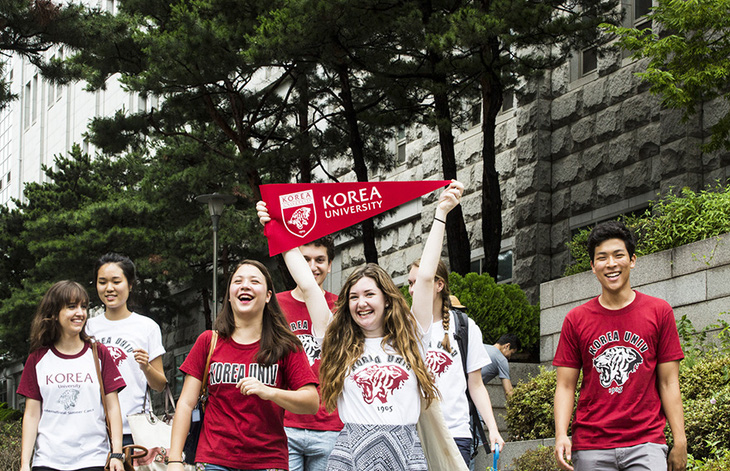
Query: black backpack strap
452 309 490 458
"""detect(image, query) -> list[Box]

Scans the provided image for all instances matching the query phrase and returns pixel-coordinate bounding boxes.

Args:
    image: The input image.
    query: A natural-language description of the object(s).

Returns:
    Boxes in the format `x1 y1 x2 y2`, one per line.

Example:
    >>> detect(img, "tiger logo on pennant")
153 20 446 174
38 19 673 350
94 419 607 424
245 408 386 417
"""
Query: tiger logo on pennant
280 190 317 238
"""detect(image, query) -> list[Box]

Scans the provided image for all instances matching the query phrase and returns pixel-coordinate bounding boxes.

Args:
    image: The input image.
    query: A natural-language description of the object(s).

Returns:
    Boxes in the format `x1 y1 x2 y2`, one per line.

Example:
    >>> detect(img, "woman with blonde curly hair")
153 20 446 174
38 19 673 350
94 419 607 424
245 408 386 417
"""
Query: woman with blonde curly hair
258 181 464 470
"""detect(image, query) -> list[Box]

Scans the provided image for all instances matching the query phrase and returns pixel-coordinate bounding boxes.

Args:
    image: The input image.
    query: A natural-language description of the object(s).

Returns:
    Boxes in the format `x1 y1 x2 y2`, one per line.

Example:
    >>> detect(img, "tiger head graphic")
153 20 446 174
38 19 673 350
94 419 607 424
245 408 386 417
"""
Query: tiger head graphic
298 334 321 365
352 364 409 404
426 351 453 377
107 346 128 367
288 207 312 230
593 345 644 389
58 389 80 411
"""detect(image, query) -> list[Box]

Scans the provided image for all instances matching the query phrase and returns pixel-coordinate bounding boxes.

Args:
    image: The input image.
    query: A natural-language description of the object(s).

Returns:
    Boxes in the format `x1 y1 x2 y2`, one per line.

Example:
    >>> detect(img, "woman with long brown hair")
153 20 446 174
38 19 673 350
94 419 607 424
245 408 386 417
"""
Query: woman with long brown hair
18 281 126 471
258 181 464 470
167 260 318 471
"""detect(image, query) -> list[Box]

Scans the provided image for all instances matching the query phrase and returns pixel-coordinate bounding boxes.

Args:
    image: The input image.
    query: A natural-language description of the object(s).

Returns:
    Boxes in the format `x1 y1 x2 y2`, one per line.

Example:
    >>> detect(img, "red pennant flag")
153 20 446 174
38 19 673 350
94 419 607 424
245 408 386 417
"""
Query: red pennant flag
260 180 449 256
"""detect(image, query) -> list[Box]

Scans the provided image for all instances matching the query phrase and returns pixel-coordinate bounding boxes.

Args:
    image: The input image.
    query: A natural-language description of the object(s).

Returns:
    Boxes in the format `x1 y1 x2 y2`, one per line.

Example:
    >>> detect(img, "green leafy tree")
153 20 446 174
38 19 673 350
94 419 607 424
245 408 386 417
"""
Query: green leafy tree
605 0 730 151
252 0 424 264
60 0 298 198
0 144 264 363
0 0 90 106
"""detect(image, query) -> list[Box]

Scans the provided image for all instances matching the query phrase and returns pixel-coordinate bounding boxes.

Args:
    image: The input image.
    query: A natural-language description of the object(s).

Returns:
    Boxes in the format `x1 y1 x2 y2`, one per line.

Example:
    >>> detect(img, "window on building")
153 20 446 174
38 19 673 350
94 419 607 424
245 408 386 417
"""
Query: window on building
469 249 514 283
501 88 514 113
0 379 7 404
173 352 187 398
56 48 64 100
395 127 406 165
32 74 38 122
469 100 481 127
138 94 147 113
24 81 31 128
581 46 598 76
634 0 652 29
47 78 55 105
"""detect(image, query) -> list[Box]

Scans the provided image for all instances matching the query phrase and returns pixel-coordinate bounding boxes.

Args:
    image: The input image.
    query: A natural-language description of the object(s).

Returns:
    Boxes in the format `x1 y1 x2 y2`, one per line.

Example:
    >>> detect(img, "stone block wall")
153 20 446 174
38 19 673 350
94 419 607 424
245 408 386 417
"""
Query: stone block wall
540 232 730 363
324 49 730 304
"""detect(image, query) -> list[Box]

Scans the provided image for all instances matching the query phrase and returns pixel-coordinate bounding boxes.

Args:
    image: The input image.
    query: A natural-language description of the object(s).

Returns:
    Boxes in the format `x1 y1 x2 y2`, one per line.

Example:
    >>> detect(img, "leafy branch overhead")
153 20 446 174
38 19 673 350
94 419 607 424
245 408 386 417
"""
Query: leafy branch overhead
605 0 730 151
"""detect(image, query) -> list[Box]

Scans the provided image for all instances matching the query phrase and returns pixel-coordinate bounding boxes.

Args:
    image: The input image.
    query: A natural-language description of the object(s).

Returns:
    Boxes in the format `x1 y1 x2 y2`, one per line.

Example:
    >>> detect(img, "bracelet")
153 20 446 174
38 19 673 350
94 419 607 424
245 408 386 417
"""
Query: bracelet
110 453 124 461
167 460 184 464
434 217 446 224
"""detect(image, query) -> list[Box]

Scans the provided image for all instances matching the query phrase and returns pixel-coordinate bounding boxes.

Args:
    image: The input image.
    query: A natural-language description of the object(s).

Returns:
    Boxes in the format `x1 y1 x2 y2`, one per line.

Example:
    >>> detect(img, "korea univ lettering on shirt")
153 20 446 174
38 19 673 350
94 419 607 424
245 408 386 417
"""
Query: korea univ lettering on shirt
588 330 649 395
94 335 136 367
208 362 280 387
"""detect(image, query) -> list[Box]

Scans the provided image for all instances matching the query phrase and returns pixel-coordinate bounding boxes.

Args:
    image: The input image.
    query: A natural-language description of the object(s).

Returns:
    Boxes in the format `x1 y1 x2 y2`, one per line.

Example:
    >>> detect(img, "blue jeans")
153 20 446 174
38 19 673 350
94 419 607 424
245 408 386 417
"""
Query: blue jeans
454 437 472 467
285 427 340 471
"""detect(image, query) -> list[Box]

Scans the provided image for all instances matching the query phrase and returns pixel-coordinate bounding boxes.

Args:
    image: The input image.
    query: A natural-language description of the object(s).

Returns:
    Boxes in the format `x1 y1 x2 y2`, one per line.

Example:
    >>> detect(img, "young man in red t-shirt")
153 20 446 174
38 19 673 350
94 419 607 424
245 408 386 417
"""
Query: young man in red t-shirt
276 236 343 471
553 221 687 471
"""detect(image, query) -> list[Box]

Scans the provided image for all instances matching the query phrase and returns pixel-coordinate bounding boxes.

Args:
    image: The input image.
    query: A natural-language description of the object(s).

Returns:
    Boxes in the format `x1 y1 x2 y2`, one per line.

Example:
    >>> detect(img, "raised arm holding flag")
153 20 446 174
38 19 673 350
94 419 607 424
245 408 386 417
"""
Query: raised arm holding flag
258 180 467 470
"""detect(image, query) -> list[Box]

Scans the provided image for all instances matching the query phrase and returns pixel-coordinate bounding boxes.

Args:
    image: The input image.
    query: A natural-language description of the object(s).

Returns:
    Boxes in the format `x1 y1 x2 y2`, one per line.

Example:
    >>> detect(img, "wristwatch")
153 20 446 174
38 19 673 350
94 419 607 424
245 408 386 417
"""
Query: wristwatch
110 452 125 461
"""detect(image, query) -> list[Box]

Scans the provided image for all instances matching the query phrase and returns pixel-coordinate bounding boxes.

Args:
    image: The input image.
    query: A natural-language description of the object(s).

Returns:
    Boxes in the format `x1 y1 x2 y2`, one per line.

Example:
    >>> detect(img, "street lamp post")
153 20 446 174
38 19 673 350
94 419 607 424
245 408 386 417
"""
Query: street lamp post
196 193 236 323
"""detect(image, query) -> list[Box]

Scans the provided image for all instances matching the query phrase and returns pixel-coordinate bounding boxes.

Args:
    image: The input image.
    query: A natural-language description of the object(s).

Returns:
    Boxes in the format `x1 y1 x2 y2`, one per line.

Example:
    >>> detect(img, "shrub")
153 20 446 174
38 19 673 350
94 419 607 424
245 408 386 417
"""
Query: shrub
564 184 730 276
400 271 540 350
688 450 730 471
505 367 580 441
681 385 730 460
0 419 21 470
0 403 21 422
511 445 562 471
448 272 540 349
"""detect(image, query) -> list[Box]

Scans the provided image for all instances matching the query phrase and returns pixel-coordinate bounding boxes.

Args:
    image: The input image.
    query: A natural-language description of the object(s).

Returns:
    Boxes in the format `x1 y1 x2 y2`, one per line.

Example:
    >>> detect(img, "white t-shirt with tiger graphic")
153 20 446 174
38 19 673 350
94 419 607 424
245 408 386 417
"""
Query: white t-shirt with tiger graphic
337 330 429 426
427 313 491 439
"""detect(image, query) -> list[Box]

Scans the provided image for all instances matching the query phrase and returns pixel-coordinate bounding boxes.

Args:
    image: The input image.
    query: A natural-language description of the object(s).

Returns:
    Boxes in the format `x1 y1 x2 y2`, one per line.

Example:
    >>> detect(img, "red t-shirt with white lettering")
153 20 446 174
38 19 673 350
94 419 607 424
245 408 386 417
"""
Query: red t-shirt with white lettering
17 342 125 470
180 330 318 469
553 291 684 450
277 290 343 432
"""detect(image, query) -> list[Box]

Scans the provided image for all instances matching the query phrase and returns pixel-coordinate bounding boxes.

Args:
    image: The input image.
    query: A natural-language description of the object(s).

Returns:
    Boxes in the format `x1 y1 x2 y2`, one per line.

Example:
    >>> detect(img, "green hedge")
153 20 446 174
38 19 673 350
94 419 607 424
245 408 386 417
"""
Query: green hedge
0 403 21 422
564 184 730 276
505 367 581 441
400 271 540 351
510 445 562 471
0 416 21 470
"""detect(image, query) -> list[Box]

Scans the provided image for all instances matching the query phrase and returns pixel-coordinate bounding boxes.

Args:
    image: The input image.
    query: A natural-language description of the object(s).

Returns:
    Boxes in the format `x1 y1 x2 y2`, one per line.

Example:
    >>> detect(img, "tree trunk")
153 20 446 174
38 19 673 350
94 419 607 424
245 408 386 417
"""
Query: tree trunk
294 67 313 183
479 70 504 279
335 63 379 264
433 89 472 275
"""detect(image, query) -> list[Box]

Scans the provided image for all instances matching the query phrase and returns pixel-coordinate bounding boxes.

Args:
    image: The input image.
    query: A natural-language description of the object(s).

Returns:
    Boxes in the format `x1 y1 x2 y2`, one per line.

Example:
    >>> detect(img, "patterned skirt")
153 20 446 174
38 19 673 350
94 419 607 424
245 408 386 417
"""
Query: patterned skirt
326 423 427 471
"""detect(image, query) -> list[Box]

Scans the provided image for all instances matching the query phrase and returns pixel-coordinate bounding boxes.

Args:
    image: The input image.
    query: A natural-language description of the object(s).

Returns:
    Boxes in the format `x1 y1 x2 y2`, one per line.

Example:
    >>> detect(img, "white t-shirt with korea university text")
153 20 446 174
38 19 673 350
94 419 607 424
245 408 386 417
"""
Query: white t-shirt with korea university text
86 312 166 433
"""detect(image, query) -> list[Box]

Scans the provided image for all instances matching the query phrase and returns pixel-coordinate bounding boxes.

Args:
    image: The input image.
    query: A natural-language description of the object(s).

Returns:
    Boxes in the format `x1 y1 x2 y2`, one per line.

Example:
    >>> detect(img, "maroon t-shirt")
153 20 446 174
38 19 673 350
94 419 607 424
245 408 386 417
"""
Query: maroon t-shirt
553 291 684 450
277 290 344 432
181 330 318 469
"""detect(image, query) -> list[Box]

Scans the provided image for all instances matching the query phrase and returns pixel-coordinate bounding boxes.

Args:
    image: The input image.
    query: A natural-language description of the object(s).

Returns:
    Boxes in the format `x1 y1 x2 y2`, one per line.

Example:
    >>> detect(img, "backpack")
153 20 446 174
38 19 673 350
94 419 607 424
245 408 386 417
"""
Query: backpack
451 308 490 459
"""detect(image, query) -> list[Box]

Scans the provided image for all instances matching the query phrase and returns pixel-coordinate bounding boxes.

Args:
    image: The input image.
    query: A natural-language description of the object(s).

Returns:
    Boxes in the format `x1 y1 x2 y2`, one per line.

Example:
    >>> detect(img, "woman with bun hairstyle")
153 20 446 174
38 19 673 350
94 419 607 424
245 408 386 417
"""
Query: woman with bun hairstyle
85 253 167 446
18 281 126 471
258 180 464 470
167 259 319 471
